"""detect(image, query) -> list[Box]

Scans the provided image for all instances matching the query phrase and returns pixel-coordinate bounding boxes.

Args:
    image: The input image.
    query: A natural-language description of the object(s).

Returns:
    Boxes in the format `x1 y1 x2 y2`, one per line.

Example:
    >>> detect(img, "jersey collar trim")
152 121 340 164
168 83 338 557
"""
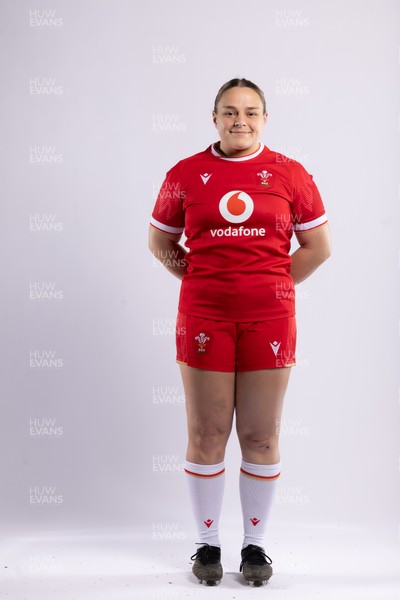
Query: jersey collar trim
210 142 265 161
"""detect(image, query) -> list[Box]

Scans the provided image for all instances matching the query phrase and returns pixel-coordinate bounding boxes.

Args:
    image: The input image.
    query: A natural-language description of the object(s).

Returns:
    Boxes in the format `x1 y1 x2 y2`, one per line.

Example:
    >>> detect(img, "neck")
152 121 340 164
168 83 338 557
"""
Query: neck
216 141 260 158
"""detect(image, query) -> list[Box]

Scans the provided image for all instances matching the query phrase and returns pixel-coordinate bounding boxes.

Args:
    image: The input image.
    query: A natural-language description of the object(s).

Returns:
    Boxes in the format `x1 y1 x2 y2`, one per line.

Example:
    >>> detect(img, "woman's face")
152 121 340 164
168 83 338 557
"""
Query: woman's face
213 87 267 157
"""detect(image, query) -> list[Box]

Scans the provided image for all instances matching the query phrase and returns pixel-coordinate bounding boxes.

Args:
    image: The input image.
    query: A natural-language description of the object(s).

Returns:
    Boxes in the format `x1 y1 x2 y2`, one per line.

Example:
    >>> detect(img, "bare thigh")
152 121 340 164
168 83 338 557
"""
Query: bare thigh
235 368 292 464
180 365 236 464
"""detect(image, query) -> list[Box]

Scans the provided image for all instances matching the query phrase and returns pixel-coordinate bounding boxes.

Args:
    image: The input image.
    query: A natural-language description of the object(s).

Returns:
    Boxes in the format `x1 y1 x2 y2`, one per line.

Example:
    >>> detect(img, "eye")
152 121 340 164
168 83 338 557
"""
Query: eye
223 111 234 116
248 112 258 116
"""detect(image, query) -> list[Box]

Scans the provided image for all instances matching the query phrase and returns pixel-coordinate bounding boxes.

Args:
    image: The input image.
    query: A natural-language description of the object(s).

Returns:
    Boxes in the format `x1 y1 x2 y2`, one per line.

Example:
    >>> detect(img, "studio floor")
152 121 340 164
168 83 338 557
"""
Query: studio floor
1 522 399 600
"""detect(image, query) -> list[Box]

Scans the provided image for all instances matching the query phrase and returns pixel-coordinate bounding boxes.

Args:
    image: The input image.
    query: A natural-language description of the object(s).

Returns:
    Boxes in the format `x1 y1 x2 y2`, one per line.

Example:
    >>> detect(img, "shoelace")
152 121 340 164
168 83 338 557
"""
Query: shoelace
190 543 220 564
240 545 272 571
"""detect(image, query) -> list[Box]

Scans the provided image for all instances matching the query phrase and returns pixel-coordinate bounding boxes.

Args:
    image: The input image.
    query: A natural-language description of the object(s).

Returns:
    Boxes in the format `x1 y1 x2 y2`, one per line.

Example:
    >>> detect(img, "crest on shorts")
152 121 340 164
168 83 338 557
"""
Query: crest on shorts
195 332 210 353
269 341 281 356
257 170 273 186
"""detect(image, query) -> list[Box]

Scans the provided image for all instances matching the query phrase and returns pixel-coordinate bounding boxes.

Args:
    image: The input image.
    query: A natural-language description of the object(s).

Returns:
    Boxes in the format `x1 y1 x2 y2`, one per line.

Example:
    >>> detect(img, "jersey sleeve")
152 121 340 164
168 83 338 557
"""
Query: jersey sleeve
291 162 328 232
150 162 185 234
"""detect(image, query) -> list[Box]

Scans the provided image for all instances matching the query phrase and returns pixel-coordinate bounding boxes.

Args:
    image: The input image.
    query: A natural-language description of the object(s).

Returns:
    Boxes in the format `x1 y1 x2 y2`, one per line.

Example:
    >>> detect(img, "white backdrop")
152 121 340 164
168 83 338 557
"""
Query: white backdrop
1 0 399 549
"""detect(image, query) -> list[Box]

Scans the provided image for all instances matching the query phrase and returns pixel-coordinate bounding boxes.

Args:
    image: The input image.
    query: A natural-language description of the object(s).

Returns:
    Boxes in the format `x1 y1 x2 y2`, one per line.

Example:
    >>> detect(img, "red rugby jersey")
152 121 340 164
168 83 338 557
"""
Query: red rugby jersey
150 142 327 321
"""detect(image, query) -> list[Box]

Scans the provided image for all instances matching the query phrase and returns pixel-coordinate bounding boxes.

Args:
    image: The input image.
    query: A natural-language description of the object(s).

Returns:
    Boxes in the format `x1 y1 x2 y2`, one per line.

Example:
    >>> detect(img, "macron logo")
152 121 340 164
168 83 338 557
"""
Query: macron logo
269 341 281 356
200 173 212 185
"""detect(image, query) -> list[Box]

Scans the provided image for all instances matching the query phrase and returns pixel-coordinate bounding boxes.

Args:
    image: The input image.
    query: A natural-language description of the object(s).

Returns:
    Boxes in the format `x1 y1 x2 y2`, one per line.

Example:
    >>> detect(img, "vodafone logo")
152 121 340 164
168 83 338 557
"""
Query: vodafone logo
219 190 254 224
210 190 265 237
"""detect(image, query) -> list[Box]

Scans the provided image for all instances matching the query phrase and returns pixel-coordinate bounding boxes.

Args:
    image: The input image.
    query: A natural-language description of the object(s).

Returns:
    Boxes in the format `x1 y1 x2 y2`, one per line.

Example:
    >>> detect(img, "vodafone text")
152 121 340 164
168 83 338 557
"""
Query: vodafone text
210 226 266 238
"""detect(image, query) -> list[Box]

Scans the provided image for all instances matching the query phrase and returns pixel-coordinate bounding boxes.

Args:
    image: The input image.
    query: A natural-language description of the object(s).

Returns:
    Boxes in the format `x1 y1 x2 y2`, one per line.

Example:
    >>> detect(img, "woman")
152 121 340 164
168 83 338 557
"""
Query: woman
149 78 331 586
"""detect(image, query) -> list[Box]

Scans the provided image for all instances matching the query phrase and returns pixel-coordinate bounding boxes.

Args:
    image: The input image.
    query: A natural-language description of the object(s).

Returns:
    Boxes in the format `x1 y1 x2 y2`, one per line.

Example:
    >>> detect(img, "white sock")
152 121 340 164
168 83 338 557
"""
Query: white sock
239 459 281 549
184 460 225 547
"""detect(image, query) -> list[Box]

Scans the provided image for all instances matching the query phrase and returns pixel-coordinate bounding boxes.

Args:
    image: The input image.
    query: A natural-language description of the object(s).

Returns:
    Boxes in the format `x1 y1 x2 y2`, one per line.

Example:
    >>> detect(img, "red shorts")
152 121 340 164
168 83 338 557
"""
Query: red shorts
176 312 296 372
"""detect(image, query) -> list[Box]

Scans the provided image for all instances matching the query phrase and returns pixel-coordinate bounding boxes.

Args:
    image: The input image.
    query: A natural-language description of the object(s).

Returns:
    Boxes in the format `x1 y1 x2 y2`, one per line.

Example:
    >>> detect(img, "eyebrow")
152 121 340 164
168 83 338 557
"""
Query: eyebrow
221 105 261 110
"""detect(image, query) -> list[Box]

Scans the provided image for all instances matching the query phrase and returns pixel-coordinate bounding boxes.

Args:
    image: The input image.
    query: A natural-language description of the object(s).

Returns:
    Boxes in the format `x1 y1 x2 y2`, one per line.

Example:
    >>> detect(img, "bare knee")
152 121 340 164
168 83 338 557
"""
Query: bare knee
188 425 231 463
238 432 280 462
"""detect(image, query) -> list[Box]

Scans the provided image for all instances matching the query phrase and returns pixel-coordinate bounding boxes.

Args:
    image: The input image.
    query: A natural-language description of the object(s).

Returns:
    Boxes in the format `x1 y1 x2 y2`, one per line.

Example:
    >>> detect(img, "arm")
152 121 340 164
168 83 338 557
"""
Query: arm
148 224 188 280
290 222 331 285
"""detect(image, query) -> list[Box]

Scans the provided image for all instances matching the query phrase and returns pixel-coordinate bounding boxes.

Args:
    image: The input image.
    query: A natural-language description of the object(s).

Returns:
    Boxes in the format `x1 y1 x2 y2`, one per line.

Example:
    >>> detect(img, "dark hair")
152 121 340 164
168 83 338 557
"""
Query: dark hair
213 78 267 113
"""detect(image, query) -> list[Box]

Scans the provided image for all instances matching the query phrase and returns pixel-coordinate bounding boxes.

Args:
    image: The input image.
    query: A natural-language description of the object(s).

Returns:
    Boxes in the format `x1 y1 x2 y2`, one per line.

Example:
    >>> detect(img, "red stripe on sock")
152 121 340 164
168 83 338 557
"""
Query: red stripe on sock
240 468 280 480
184 468 225 478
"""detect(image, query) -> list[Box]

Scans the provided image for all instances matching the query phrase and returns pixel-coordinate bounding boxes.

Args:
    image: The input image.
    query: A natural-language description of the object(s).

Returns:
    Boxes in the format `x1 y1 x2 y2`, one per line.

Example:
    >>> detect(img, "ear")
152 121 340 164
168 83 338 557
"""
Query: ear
212 111 218 127
263 112 268 127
